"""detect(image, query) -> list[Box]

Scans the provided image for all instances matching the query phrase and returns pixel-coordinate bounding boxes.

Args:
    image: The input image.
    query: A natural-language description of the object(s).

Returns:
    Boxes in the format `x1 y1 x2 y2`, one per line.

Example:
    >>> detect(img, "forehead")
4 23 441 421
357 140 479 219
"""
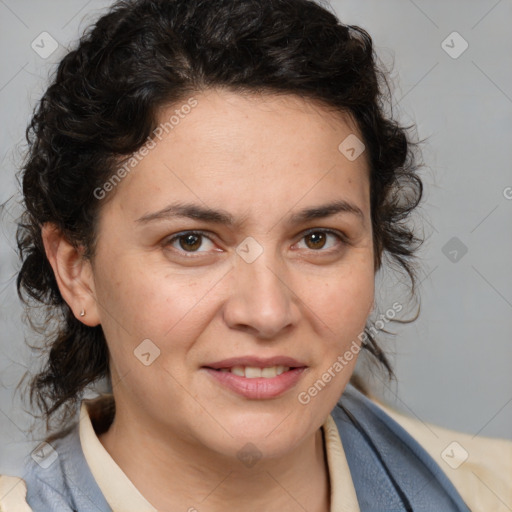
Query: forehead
105 89 371 227
155 88 368 169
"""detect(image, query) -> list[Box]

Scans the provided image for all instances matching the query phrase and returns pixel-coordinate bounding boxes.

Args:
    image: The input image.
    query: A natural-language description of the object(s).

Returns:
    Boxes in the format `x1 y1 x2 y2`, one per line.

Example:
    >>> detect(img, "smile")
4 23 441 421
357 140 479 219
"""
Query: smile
202 365 307 399
216 365 290 378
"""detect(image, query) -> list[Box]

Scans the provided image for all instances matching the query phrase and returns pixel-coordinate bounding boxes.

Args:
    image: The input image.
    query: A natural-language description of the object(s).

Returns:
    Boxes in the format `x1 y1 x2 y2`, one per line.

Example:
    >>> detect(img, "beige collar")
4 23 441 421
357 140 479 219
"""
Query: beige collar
79 400 359 511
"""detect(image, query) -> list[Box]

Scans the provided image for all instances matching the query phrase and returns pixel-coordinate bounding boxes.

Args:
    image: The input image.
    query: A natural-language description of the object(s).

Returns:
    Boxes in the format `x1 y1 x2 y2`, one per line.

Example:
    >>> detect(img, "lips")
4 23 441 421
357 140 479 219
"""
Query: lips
219 365 290 378
201 356 308 399
203 355 307 370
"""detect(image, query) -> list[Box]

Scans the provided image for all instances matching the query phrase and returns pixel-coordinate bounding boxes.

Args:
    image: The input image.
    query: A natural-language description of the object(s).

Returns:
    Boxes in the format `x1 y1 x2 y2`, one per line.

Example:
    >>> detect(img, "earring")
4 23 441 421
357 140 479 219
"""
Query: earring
79 308 86 317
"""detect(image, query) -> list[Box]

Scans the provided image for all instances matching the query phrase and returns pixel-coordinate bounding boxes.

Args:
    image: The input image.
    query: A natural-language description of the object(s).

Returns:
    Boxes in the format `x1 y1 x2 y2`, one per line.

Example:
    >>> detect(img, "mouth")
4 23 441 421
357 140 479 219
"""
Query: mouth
206 365 300 378
201 356 308 399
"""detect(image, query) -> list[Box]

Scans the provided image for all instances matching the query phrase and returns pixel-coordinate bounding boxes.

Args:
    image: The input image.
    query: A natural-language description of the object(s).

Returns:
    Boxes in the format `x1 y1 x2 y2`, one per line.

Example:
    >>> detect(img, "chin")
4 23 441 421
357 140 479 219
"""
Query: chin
199 412 311 460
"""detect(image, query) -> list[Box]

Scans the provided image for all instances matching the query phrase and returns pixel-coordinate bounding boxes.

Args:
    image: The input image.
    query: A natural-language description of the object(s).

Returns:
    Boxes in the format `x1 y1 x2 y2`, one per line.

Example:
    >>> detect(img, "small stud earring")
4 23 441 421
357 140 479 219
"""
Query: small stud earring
79 308 86 317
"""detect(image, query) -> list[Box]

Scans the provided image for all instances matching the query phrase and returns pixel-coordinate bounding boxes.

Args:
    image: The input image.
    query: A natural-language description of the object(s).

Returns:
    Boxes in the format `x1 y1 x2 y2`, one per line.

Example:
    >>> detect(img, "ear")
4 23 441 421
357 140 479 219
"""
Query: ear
41 223 100 327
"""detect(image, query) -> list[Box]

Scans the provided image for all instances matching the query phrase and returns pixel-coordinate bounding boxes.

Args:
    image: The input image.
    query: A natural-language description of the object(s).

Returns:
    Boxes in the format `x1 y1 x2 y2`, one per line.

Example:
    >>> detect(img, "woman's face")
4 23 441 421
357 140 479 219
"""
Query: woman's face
89 89 374 461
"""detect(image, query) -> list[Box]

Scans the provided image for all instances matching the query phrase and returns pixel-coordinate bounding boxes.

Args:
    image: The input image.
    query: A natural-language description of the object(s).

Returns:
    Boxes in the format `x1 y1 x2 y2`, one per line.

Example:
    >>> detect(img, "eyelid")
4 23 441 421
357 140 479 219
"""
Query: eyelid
293 227 350 252
163 230 219 256
163 228 350 258
298 227 350 243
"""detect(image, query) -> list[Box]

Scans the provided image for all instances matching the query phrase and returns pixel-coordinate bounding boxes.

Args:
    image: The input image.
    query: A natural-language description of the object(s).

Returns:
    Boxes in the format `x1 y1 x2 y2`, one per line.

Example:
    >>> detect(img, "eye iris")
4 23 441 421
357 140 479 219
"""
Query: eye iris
179 234 202 251
305 232 326 250
176 233 330 252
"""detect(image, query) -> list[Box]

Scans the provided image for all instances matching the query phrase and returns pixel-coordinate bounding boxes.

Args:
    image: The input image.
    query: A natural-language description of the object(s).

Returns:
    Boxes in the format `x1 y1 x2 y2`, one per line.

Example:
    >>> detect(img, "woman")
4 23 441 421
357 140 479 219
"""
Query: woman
0 0 510 510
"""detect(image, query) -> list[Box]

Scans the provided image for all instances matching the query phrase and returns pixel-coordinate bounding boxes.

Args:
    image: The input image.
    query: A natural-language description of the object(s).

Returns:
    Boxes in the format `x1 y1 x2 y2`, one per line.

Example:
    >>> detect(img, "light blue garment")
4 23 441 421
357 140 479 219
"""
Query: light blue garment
333 386 471 511
22 385 471 511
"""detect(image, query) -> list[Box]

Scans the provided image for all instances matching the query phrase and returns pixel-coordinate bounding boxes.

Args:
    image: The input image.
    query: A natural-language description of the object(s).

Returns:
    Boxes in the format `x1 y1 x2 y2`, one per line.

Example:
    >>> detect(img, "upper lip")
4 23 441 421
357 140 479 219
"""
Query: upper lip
203 356 307 370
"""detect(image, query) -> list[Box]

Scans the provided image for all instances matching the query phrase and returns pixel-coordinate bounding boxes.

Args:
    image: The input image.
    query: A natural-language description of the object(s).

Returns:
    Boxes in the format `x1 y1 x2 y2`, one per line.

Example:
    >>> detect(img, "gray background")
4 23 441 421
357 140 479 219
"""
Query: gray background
1 0 511 476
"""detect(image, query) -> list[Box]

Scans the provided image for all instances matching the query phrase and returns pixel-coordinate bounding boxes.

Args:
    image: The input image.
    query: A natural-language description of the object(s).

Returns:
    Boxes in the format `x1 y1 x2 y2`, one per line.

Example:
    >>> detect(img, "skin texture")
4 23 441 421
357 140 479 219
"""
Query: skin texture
43 89 375 512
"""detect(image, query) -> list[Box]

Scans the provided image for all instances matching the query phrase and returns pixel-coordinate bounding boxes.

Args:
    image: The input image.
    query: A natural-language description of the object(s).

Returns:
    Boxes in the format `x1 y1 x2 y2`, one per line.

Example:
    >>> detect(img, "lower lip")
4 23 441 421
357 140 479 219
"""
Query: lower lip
202 367 307 399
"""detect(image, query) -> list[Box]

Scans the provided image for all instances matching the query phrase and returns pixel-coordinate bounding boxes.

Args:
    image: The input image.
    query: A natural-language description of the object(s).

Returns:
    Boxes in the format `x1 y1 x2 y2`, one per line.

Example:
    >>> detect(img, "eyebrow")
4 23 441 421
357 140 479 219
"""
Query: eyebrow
135 199 365 226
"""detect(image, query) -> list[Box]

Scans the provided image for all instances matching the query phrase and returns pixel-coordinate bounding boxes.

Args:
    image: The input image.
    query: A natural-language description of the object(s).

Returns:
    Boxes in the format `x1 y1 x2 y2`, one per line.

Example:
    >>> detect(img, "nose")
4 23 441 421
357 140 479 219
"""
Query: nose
222 250 300 339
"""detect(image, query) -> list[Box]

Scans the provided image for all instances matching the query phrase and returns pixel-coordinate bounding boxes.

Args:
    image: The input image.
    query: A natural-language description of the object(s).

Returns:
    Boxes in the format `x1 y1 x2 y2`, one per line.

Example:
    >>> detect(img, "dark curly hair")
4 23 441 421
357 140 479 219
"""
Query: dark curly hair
16 0 423 431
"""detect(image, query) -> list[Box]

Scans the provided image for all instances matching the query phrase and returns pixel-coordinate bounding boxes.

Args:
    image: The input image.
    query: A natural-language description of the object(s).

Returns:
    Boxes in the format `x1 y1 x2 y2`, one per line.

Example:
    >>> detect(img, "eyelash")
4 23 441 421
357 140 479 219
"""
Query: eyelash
163 228 349 257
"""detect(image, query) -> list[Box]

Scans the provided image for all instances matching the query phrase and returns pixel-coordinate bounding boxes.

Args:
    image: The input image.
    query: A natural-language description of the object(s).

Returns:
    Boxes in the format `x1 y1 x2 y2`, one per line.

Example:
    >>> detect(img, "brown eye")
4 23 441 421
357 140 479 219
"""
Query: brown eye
165 231 216 254
295 229 346 252
304 232 327 250
179 233 202 251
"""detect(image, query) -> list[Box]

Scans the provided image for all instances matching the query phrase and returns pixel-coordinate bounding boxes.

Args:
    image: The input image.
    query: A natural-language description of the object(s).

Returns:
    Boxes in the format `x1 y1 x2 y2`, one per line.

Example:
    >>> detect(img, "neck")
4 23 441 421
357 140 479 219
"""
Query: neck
98 403 330 512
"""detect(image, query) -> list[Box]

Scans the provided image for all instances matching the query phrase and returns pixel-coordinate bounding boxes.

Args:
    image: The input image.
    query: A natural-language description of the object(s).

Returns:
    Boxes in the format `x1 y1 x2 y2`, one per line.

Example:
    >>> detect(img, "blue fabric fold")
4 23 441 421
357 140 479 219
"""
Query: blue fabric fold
23 426 112 512
22 385 471 511
335 385 471 511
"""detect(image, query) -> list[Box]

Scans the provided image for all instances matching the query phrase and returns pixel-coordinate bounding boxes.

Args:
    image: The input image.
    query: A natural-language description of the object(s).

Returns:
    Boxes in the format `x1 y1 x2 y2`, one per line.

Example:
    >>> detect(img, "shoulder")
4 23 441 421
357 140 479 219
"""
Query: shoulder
15 428 82 511
373 398 512 512
333 384 472 510
0 475 32 511
333 384 512 510
8 422 111 512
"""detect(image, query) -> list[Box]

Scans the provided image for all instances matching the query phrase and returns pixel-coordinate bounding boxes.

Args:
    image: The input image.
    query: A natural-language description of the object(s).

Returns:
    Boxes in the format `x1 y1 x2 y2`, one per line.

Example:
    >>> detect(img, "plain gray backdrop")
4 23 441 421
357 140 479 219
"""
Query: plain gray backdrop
1 0 511 476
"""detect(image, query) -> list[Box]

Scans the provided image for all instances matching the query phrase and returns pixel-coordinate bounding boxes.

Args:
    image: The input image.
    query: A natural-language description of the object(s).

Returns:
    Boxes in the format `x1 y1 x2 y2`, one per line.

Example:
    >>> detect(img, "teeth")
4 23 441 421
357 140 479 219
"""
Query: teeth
231 366 245 377
244 366 262 378
220 365 290 378
261 367 277 378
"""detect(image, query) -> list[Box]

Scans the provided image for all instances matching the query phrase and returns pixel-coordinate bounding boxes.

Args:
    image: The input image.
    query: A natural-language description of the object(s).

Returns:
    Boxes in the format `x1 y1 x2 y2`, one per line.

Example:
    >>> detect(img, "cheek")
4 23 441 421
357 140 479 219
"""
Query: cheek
92 256 225 349
304 264 374 336
296 267 374 409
